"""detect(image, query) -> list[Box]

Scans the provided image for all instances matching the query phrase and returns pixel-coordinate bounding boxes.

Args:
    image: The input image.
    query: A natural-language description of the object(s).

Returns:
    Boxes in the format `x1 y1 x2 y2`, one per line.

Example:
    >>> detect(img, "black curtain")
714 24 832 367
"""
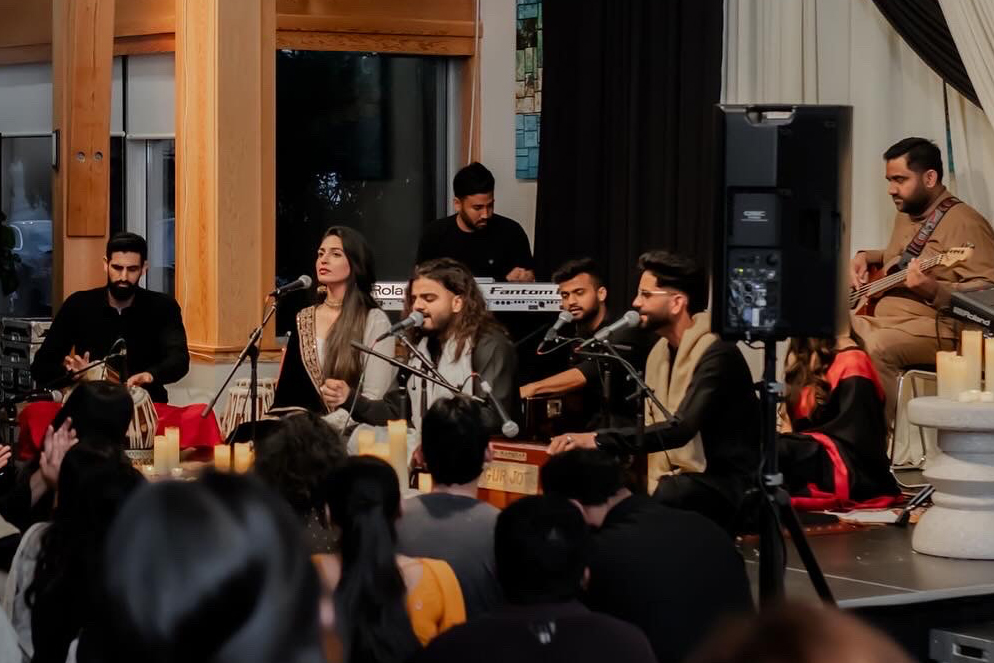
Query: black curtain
871 0 981 108
533 0 724 311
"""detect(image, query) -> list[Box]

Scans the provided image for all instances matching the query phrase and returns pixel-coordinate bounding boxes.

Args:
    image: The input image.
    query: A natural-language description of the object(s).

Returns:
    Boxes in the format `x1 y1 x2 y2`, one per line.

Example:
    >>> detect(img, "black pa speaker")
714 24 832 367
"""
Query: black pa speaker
712 104 852 340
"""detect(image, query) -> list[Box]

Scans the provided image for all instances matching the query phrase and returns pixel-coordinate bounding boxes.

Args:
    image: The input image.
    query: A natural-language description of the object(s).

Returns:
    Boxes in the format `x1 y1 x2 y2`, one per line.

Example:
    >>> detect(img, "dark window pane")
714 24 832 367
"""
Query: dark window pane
110 136 125 236
275 51 446 333
0 136 53 317
146 139 175 297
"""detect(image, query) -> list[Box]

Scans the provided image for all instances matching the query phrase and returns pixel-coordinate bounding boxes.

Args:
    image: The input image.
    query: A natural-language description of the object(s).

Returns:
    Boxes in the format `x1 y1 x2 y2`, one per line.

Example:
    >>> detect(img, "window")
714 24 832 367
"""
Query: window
0 135 53 317
275 50 451 333
125 138 175 296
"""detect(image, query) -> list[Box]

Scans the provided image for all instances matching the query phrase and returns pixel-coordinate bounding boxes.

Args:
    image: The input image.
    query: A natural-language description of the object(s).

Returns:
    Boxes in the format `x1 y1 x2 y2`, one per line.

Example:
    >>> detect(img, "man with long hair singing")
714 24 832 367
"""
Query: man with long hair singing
323 258 519 436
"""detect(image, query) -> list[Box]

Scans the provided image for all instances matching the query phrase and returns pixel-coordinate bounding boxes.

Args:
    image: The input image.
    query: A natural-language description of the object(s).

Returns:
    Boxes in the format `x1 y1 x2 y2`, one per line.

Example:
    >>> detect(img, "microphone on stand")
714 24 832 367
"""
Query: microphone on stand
577 311 641 350
542 310 574 344
269 275 313 298
478 378 519 438
109 338 129 381
26 389 64 403
374 311 425 343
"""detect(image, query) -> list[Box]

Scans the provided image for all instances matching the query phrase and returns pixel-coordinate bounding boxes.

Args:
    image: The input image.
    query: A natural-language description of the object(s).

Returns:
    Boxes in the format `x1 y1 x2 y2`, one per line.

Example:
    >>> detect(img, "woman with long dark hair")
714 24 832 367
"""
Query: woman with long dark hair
272 226 396 430
3 445 144 662
778 334 900 509
314 456 465 661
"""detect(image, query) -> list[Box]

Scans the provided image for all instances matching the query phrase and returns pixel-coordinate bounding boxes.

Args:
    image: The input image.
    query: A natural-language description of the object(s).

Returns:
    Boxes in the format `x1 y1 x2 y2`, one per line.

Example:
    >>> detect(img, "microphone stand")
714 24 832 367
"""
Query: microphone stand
577 340 672 492
349 341 483 403
201 297 280 465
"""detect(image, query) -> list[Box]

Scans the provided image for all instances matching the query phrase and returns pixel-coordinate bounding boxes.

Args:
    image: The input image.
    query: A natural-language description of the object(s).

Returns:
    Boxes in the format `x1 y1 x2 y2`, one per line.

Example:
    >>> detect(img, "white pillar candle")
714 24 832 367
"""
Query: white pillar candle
233 443 253 473
963 330 983 391
356 428 376 455
153 435 169 475
950 355 970 400
937 350 957 399
417 472 433 493
214 445 231 472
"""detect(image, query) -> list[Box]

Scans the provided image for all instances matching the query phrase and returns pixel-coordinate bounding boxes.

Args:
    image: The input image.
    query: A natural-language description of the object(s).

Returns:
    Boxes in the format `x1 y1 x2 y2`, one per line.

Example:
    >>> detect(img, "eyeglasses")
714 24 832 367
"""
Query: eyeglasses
636 289 678 299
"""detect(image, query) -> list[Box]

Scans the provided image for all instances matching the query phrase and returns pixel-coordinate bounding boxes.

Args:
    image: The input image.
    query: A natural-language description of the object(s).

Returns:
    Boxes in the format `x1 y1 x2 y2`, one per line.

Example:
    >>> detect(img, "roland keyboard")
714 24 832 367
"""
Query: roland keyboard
372 281 561 312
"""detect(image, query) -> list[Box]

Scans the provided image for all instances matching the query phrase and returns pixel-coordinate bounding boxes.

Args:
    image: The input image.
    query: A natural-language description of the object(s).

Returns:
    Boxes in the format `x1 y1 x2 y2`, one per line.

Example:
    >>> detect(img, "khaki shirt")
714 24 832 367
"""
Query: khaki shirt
860 190 994 338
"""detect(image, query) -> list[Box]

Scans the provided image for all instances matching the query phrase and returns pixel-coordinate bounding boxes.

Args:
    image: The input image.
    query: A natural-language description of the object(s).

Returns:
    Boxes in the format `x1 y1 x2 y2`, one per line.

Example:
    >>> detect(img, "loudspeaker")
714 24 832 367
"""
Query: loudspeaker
712 105 852 340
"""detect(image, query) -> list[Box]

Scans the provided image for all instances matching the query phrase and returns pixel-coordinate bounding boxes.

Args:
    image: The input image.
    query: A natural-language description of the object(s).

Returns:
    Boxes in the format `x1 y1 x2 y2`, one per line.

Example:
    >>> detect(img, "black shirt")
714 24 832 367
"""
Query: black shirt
559 319 655 429
31 286 190 403
412 601 658 663
416 214 534 280
595 341 760 504
585 494 753 663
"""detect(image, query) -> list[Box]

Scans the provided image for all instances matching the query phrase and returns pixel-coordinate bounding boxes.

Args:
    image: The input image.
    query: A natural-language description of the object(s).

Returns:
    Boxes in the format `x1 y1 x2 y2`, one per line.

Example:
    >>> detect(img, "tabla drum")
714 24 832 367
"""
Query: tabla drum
220 385 275 438
125 387 158 467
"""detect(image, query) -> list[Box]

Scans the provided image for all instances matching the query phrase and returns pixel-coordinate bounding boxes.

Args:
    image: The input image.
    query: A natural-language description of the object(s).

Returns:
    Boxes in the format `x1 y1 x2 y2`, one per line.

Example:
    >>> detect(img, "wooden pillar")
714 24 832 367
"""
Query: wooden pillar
51 0 115 303
175 0 276 357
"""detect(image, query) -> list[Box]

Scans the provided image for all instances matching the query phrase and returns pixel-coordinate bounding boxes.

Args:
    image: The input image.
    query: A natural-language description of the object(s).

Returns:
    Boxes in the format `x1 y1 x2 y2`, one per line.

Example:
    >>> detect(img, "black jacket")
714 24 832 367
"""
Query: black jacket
31 286 189 403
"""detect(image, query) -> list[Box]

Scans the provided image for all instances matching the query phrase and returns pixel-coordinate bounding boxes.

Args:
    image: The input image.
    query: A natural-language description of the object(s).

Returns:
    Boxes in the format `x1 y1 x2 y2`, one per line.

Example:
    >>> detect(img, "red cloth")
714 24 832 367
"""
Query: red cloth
17 401 223 460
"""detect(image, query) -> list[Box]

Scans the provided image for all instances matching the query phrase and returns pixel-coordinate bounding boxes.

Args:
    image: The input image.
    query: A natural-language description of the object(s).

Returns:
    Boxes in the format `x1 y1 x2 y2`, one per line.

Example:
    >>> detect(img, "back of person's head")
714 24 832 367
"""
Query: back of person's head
421 395 489 486
637 250 707 315
27 446 145 663
106 231 148 263
82 472 324 663
254 412 347 521
52 381 132 457
686 602 912 663
883 137 943 182
552 257 605 289
495 495 589 605
540 448 625 506
453 162 495 199
321 456 419 663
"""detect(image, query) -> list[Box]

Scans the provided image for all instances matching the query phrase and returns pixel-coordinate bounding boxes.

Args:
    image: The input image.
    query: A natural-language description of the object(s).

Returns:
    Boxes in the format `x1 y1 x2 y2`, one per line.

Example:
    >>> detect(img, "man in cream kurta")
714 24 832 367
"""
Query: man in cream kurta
549 252 760 534
851 138 994 424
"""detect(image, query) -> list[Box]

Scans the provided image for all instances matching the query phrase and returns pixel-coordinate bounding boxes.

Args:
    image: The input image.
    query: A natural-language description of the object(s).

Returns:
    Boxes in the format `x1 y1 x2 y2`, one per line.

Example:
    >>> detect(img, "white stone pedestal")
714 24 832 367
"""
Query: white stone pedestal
907 396 994 559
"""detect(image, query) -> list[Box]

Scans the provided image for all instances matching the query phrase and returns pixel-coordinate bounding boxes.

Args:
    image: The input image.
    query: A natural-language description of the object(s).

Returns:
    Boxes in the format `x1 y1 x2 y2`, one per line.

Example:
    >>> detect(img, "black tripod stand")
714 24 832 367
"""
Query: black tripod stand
755 338 835 604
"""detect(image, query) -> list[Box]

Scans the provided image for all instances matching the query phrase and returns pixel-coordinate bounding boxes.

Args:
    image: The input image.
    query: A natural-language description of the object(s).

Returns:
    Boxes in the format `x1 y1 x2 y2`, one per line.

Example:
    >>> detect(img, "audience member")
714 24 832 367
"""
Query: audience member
315 455 465 660
254 412 348 554
396 395 501 618
541 449 753 662
2 445 144 663
78 472 326 663
414 495 657 663
686 601 913 663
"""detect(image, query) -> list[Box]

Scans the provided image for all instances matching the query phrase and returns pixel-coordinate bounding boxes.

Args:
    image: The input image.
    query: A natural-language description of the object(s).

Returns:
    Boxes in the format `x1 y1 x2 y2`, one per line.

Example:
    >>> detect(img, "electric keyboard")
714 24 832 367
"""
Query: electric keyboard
371 281 561 312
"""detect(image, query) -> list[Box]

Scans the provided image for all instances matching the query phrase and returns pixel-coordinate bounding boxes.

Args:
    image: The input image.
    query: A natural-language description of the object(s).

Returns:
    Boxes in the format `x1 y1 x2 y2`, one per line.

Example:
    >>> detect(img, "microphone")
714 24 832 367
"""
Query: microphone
578 310 641 350
269 275 313 298
27 389 63 403
109 338 129 381
478 378 519 438
542 310 574 343
374 311 425 343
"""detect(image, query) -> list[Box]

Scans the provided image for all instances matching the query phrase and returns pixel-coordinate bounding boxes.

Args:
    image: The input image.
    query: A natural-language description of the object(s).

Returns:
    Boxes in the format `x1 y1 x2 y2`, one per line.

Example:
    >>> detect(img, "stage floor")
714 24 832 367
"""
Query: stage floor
740 524 994 608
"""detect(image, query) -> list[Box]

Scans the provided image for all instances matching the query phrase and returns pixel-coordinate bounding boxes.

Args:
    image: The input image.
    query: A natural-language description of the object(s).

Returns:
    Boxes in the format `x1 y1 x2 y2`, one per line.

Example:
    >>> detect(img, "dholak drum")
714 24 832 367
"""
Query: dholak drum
220 385 275 438
125 387 158 466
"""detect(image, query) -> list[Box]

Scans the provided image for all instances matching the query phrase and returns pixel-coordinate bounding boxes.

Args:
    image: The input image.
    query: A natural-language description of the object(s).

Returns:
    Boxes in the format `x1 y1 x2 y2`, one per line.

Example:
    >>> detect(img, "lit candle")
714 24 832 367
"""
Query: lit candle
417 472 433 493
370 443 391 462
356 428 376 455
937 350 957 399
233 443 253 473
387 420 409 489
214 445 231 472
153 435 169 475
963 330 983 391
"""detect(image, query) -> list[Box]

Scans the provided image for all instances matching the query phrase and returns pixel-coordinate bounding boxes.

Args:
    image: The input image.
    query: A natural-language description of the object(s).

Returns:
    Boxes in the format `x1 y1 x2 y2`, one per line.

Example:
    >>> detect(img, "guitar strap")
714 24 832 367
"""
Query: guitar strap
898 196 962 269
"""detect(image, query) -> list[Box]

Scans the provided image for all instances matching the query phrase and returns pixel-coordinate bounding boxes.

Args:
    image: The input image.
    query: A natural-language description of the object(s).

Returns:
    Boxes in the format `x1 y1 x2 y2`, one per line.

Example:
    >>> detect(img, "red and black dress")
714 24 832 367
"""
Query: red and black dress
779 348 901 510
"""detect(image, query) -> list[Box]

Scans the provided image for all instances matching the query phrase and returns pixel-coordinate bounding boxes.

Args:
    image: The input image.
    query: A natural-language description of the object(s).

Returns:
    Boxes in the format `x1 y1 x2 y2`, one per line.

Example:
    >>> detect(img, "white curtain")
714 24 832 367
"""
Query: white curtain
723 0 994 255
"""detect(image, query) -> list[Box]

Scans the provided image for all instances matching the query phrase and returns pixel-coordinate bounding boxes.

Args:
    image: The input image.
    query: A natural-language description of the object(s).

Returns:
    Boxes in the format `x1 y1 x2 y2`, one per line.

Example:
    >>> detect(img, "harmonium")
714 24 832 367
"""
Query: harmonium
475 392 587 509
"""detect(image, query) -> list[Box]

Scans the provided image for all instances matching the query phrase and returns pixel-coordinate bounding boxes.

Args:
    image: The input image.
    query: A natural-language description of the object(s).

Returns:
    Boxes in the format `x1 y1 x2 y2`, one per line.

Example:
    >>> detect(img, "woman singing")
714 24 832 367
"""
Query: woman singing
272 227 396 431
778 335 900 510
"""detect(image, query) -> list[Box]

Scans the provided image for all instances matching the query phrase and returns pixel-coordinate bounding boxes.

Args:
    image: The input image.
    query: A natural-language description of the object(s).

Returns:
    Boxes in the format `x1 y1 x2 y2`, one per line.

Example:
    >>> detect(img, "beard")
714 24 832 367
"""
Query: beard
639 310 672 334
108 279 138 302
895 186 931 217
